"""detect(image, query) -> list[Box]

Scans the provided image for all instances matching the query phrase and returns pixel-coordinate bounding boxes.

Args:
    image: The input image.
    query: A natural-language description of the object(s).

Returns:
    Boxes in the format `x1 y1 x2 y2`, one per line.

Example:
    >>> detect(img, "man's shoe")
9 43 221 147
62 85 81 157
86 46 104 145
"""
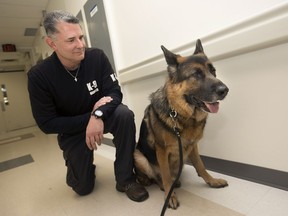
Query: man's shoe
116 182 149 202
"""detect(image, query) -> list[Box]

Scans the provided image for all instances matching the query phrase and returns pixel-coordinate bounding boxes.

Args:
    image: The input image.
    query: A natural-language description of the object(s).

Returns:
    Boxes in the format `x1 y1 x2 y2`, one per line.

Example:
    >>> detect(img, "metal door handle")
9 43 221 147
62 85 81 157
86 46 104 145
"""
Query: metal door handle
1 84 9 106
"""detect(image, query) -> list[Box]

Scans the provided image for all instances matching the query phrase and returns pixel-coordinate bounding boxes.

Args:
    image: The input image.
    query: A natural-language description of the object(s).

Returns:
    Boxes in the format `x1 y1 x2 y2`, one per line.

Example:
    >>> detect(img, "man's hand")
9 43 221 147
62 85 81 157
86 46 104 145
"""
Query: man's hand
86 96 113 150
93 96 113 110
86 117 104 150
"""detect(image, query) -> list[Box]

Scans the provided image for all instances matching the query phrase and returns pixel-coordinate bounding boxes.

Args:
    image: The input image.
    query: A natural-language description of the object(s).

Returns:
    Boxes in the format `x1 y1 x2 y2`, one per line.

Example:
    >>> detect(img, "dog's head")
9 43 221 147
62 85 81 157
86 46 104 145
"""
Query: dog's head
161 39 229 113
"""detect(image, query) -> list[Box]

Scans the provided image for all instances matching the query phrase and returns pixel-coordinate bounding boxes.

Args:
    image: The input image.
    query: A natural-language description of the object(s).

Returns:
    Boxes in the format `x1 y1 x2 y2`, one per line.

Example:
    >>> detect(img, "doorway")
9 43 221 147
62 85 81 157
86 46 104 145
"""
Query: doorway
84 0 115 71
0 72 35 133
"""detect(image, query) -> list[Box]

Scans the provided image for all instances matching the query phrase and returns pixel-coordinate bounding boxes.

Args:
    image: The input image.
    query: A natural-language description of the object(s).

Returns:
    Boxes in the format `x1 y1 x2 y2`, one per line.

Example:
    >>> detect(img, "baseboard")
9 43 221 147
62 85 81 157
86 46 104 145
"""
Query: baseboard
200 155 288 191
103 137 288 191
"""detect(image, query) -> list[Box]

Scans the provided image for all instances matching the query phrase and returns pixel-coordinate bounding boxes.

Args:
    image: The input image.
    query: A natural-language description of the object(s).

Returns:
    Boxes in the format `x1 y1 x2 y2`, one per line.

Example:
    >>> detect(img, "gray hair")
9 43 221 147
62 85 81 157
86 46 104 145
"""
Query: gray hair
43 10 80 37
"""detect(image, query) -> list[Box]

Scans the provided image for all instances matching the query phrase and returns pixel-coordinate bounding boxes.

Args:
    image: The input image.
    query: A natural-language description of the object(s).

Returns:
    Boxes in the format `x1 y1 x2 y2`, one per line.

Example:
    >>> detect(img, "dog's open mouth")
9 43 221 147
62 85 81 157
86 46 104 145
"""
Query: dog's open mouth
185 95 220 113
203 101 219 113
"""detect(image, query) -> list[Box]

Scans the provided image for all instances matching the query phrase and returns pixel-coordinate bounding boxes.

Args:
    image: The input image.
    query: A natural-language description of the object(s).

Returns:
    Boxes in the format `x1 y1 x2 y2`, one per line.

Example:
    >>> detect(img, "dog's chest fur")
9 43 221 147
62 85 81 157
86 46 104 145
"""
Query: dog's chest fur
150 102 207 146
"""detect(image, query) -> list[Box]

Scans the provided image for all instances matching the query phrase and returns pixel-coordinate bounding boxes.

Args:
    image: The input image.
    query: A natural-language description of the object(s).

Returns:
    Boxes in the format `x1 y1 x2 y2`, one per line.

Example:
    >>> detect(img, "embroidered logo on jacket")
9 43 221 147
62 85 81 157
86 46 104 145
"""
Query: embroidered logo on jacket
110 73 117 82
86 73 117 95
86 80 99 95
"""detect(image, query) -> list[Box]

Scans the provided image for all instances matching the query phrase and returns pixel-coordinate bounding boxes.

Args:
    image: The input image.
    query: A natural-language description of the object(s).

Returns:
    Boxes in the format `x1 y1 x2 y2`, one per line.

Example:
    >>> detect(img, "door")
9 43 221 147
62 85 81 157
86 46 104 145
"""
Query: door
84 0 116 71
0 72 35 133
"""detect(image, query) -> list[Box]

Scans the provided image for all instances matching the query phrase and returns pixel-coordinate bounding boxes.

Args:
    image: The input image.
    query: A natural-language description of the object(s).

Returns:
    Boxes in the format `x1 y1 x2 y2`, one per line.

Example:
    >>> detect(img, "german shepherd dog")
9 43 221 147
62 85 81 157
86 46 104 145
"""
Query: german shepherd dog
134 39 229 209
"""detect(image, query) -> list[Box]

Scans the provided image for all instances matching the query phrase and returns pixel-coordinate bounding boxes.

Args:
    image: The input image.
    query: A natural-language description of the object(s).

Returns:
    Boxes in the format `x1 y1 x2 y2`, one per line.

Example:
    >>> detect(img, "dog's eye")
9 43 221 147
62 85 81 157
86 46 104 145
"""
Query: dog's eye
193 69 204 79
208 64 216 77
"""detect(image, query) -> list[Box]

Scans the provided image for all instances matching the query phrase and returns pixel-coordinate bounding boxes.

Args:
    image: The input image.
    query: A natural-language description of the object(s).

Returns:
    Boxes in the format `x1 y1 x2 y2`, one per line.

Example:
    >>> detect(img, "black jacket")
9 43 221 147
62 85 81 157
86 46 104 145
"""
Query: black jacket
28 48 122 135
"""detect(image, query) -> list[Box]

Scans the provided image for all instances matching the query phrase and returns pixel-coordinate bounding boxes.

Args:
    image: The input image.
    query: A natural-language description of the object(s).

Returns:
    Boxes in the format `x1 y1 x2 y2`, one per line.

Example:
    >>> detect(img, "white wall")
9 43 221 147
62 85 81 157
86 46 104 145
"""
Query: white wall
38 0 288 172
201 43 288 171
105 0 287 70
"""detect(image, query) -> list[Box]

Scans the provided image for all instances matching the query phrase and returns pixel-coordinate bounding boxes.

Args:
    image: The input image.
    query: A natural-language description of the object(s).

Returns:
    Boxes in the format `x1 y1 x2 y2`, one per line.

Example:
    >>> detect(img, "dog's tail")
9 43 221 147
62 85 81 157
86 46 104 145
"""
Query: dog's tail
134 149 156 180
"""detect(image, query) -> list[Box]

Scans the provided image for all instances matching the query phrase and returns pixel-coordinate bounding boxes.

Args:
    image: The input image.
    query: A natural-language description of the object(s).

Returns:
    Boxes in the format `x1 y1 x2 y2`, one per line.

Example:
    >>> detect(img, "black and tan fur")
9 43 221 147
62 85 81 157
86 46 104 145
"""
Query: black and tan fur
134 39 229 209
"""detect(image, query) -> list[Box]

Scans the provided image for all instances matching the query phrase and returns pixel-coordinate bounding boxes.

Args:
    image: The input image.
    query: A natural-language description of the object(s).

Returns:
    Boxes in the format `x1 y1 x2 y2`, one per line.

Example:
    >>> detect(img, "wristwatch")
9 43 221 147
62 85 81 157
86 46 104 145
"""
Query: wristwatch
92 109 103 119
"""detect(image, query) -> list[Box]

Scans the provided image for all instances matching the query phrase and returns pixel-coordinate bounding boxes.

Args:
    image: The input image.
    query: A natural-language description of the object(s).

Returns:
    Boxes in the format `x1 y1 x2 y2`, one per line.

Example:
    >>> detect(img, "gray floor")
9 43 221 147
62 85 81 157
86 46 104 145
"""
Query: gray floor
0 127 287 216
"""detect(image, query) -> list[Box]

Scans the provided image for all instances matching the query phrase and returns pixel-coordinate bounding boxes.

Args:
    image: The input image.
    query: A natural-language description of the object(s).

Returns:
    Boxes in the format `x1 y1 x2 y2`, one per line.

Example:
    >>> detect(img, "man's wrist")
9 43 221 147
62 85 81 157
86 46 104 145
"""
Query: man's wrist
91 109 103 119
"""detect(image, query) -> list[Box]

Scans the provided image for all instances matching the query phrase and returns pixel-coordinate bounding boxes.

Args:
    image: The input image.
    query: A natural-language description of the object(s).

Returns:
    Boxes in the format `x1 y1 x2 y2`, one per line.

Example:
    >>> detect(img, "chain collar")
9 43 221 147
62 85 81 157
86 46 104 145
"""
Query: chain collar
169 108 180 136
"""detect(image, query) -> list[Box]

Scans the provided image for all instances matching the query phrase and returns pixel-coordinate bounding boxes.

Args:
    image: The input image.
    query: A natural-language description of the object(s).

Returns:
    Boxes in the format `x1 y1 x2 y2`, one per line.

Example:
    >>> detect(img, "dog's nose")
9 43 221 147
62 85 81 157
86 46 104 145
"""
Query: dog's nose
216 85 229 99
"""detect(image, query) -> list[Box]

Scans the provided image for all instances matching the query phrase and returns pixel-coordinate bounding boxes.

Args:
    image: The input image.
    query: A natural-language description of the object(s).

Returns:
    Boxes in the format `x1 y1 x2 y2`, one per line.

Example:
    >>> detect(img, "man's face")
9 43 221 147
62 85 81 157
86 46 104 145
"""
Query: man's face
48 21 86 66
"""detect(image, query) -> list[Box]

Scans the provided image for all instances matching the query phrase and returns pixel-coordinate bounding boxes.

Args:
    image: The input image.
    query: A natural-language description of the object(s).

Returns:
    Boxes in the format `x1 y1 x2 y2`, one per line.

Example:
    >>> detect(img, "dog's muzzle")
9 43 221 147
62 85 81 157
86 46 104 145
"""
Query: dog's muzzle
185 84 229 113
215 85 229 101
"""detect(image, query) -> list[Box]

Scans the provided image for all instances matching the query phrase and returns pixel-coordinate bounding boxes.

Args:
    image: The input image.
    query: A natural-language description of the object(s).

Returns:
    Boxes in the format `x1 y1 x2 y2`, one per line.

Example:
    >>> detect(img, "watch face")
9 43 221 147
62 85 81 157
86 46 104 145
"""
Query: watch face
95 110 103 118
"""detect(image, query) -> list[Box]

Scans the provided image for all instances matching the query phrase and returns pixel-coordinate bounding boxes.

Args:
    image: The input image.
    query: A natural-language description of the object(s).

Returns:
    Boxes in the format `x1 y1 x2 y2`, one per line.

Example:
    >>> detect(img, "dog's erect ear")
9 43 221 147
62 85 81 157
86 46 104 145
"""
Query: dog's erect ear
193 39 204 54
161 45 179 66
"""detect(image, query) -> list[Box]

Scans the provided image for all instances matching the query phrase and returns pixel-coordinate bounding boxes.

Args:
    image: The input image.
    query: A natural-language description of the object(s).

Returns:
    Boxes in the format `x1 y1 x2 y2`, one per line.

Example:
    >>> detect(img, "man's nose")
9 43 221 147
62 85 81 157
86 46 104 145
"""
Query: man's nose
76 38 85 48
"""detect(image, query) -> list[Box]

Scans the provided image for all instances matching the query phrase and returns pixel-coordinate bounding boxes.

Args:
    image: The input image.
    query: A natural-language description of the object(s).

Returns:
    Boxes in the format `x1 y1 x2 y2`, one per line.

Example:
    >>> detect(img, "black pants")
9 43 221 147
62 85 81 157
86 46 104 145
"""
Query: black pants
57 104 136 195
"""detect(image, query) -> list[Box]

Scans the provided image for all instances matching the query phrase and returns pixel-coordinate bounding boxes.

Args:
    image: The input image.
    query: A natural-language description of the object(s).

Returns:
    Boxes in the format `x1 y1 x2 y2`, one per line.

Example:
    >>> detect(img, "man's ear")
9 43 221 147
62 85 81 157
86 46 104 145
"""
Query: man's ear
45 36 57 50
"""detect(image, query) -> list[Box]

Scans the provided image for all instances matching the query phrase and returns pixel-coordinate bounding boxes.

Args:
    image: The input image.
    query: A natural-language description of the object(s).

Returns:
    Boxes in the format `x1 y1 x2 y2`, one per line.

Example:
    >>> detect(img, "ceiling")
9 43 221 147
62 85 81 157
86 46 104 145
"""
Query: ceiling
0 0 49 49
0 0 49 72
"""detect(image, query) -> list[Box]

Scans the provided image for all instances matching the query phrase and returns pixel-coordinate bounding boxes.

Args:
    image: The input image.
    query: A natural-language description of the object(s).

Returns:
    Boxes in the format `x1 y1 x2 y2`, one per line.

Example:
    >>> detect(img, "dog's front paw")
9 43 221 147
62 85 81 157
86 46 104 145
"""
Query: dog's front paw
167 192 180 209
137 175 153 186
207 178 228 188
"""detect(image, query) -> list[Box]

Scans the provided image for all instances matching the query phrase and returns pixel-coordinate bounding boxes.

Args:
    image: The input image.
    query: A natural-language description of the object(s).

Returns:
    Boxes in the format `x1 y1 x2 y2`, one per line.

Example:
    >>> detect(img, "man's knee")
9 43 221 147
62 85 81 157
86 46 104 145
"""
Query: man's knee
67 163 96 196
73 181 95 196
114 104 134 121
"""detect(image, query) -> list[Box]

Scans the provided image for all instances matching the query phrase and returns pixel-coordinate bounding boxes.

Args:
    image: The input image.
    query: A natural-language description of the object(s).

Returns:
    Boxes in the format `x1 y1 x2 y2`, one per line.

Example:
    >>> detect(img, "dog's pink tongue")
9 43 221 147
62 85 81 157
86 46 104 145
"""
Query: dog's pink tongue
205 102 219 113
